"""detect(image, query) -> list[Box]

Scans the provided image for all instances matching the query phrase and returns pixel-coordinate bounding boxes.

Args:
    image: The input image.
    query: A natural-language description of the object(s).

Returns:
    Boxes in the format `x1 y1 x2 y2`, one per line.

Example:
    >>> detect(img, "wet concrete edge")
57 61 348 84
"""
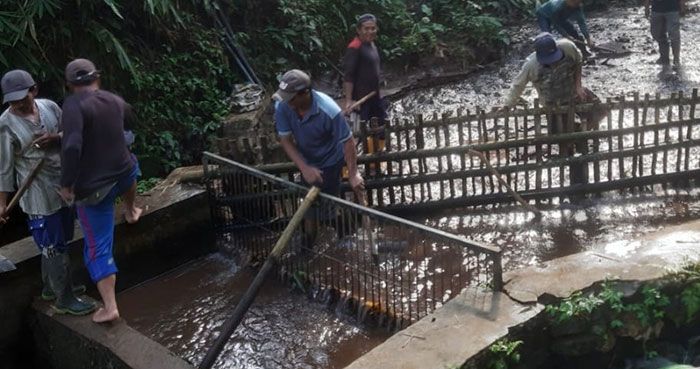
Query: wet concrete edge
31 300 194 369
344 219 700 369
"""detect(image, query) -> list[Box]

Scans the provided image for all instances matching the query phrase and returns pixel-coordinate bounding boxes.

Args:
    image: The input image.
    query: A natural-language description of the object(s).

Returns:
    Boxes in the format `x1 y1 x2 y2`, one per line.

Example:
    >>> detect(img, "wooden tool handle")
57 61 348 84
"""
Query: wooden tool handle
2 158 47 219
348 91 377 112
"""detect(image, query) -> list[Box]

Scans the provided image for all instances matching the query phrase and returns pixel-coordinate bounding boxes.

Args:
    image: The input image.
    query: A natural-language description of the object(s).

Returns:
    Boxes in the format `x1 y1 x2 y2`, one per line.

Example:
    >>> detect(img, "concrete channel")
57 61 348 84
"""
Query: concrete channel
2 164 700 369
0 169 212 369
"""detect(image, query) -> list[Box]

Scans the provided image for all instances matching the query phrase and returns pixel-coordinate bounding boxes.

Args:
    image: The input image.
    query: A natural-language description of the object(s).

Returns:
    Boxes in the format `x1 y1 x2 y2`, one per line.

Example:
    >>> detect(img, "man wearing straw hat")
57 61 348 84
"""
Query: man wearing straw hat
0 69 95 316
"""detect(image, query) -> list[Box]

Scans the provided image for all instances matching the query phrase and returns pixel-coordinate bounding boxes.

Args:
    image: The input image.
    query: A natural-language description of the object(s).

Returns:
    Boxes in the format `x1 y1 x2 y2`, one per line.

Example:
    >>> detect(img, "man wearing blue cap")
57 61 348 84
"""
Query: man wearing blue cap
506 33 601 184
505 33 586 133
0 69 95 315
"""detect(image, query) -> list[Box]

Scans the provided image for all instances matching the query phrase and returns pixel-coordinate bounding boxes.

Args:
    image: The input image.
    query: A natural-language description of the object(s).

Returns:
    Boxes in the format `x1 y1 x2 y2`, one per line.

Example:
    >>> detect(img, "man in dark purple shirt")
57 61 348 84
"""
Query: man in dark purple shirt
343 13 387 154
58 58 142 323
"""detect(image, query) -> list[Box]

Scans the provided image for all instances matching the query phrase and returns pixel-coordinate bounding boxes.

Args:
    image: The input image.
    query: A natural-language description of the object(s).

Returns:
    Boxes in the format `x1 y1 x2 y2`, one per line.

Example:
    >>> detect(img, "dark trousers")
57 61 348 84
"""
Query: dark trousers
650 11 681 63
359 94 388 139
547 113 589 185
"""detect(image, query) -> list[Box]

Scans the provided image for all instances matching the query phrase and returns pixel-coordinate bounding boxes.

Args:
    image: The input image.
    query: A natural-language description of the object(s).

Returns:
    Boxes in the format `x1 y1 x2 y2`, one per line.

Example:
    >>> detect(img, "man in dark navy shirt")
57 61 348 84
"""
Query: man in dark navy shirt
645 0 685 66
59 59 142 324
342 13 387 152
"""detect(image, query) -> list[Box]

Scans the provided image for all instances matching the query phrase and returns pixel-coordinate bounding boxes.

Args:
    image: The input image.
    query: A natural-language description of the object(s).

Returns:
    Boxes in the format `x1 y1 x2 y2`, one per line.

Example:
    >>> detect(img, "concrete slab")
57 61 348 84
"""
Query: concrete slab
32 300 194 369
344 289 542 369
504 219 700 304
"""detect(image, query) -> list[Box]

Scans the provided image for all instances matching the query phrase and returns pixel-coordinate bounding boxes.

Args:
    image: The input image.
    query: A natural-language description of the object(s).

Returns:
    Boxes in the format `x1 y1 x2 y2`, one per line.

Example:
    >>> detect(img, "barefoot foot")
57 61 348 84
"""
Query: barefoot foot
124 207 143 224
92 307 120 323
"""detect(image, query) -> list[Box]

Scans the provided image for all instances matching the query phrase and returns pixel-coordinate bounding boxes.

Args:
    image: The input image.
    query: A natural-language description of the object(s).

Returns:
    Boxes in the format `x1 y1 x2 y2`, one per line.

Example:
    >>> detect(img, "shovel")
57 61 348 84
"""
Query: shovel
0 254 16 273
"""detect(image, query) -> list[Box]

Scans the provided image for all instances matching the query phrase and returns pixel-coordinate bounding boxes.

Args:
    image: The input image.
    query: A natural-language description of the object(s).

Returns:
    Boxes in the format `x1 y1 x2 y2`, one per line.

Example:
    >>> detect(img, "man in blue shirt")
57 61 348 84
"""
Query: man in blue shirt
274 69 364 197
537 0 594 56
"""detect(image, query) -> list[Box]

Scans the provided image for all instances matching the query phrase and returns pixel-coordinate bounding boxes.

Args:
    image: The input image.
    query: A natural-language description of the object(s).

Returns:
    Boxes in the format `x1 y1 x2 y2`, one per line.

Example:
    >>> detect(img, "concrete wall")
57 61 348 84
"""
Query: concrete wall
0 182 213 369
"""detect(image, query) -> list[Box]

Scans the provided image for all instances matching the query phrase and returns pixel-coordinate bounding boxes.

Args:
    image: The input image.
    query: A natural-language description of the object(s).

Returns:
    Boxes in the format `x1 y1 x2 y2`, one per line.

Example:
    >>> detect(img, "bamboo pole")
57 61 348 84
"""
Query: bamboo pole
467 149 541 216
198 186 321 369
1 157 47 221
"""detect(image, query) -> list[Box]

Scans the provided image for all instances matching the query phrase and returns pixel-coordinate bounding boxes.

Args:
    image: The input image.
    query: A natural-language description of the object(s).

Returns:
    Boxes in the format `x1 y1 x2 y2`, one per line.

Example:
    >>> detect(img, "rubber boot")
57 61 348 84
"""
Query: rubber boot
45 253 96 315
40 256 86 301
657 44 670 65
672 48 681 68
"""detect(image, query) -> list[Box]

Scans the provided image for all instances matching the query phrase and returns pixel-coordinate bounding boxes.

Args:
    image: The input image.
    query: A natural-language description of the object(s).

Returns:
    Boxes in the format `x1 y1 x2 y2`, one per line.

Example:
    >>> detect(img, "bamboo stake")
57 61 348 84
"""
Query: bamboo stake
198 186 321 369
467 149 541 216
1 157 47 221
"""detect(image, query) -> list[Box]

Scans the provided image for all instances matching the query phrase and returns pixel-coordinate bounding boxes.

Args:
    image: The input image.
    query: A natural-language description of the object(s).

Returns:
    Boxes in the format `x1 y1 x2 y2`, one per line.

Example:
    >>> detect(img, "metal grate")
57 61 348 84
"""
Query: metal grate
258 90 700 213
203 152 502 329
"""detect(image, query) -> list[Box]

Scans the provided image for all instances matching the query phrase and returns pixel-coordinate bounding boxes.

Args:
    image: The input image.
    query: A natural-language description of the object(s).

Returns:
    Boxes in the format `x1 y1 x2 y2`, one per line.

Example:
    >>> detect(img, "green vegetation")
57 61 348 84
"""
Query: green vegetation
136 177 162 194
487 339 523 369
546 282 670 330
1 0 617 175
0 0 232 176
233 0 519 80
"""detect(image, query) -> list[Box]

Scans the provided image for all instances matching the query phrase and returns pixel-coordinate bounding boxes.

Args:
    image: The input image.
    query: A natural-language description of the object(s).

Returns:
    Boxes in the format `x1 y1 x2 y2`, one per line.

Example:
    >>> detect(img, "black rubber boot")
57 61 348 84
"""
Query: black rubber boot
40 256 87 301
45 253 95 315
657 44 670 65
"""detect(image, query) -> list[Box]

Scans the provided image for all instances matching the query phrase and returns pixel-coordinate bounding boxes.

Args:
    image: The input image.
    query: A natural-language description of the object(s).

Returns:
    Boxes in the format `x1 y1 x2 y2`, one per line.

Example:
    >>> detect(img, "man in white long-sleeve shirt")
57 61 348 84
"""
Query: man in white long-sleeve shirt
0 69 94 315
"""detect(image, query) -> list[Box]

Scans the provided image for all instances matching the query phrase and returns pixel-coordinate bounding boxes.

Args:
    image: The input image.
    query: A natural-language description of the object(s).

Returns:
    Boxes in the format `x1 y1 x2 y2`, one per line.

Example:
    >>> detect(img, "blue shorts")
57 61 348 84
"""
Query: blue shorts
27 207 75 256
77 161 139 283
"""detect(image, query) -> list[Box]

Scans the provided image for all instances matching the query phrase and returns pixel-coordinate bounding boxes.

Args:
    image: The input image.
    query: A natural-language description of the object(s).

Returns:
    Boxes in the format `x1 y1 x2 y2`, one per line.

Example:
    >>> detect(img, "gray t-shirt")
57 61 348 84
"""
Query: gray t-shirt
0 99 64 216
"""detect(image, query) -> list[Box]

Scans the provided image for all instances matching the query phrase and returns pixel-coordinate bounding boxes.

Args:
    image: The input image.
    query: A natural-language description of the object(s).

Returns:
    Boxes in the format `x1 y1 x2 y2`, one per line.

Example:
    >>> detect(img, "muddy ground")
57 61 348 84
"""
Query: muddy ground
391 3 700 116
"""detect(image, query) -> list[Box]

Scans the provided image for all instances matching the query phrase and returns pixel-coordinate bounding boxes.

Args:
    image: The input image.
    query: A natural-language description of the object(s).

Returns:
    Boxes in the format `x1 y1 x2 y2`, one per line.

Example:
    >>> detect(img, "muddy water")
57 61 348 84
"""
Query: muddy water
392 5 700 117
416 188 700 271
389 3 700 269
119 253 390 369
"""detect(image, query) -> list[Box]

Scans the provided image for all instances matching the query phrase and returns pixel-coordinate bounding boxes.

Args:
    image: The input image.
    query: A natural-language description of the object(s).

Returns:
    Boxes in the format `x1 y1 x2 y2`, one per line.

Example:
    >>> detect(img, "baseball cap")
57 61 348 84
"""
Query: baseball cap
65 58 100 84
1 70 36 104
534 33 563 65
273 69 311 103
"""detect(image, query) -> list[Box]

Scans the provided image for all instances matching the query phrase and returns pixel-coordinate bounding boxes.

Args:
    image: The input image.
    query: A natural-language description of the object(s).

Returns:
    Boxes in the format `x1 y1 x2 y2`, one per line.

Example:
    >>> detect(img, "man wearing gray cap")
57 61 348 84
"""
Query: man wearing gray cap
58 58 142 323
0 69 95 315
274 69 363 197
